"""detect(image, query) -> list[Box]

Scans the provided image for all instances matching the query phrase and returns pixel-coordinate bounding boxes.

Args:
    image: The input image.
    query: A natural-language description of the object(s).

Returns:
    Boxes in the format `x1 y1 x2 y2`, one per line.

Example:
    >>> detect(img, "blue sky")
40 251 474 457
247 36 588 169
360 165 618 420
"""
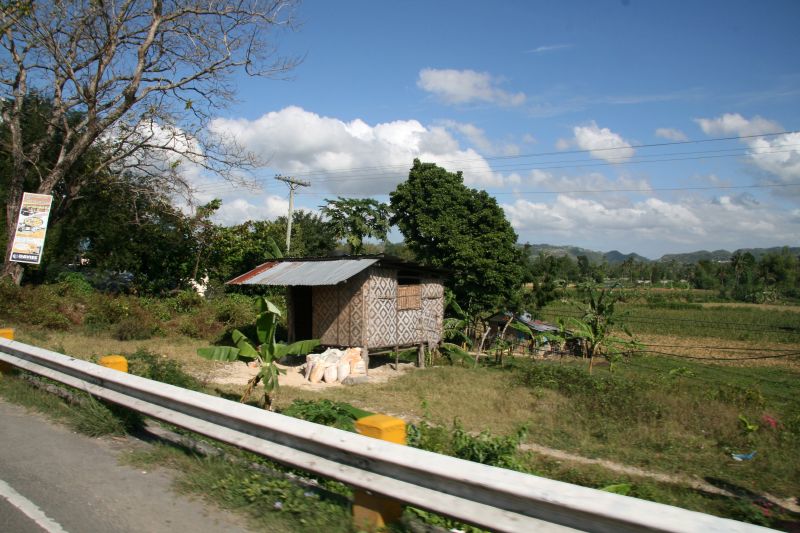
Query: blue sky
192 0 800 259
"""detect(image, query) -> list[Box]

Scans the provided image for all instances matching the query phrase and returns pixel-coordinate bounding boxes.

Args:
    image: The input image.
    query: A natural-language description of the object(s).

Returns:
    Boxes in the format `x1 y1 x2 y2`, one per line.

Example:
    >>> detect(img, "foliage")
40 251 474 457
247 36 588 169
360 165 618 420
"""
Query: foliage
0 0 299 283
320 197 390 254
126 348 200 390
408 418 527 471
205 212 337 283
280 399 371 431
568 283 639 372
390 159 523 314
197 297 320 409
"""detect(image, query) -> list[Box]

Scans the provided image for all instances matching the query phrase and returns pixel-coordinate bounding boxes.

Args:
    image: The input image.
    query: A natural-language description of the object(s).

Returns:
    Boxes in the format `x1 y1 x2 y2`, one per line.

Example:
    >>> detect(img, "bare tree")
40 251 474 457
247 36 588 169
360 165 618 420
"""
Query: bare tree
0 0 299 283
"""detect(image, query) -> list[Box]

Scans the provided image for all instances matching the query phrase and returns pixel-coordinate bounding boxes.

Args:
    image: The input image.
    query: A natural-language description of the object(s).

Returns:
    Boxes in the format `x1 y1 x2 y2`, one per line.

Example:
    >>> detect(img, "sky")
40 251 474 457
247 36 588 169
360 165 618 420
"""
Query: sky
189 0 800 259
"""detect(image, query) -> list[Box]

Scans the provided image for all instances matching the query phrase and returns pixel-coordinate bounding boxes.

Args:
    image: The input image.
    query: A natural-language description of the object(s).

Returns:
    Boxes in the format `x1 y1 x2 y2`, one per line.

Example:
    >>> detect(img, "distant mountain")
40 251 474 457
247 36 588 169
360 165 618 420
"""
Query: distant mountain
660 246 800 263
523 243 799 265
603 250 651 264
522 244 606 264
658 249 732 263
522 244 651 264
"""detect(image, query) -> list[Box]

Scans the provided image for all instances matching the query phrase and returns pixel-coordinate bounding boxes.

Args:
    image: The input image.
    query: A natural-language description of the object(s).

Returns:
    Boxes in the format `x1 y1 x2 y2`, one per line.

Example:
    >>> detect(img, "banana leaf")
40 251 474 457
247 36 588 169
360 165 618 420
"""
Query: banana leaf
231 329 259 359
197 346 241 361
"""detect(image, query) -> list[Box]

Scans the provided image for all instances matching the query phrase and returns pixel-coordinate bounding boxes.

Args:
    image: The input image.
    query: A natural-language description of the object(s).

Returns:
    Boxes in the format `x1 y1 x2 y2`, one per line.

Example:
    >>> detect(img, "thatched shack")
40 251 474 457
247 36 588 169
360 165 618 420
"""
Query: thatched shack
227 256 445 354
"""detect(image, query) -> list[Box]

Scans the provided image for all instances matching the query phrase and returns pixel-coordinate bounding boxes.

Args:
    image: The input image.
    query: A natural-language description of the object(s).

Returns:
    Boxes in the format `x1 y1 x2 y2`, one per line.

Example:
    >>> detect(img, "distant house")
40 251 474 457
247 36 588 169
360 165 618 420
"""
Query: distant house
486 312 579 356
227 256 446 354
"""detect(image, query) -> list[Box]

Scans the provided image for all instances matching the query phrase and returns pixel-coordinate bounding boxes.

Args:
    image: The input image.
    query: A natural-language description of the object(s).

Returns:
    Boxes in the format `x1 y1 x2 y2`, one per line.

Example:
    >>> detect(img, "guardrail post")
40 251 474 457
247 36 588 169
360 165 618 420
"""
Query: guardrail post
353 414 406 531
0 328 14 374
99 355 128 373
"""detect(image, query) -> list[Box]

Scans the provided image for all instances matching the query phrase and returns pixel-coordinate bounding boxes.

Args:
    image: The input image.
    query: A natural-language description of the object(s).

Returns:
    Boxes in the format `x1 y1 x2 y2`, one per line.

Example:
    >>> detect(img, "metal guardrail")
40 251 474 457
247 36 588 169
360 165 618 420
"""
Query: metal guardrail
0 338 774 533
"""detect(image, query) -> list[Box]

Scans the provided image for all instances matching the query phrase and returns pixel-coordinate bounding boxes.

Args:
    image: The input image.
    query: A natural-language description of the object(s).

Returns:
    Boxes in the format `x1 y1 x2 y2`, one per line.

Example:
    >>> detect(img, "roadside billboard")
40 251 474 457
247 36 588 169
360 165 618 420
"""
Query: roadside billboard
9 192 53 265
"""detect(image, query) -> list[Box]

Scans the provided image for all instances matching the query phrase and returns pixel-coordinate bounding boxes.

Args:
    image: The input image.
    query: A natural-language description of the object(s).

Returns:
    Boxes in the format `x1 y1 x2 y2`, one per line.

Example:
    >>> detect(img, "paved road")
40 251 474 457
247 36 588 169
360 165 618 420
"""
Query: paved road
0 399 253 533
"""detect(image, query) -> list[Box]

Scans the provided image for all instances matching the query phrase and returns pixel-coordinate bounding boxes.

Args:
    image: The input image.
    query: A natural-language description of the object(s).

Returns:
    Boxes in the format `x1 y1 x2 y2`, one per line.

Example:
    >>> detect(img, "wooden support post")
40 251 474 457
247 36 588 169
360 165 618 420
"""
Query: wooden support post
394 344 399 371
417 343 425 368
361 346 369 376
0 328 14 374
352 414 406 530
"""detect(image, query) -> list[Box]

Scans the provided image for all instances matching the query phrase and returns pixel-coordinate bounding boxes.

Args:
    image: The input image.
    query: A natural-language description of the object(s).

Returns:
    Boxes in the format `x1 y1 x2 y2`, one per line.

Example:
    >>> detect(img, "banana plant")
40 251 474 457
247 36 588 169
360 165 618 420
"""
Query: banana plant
198 297 320 409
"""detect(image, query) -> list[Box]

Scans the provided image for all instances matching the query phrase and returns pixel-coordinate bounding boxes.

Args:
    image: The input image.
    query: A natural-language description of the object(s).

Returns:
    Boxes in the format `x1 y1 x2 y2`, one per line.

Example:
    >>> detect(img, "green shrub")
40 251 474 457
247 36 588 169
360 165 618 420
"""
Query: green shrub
210 294 256 330
126 348 200 390
408 419 527 471
281 399 371 431
54 272 95 297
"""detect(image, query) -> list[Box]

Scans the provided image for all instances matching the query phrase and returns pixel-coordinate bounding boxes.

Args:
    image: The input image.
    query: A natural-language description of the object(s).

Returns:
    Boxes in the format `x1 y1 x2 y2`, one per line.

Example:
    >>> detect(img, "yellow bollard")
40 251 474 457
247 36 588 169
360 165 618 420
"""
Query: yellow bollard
0 328 14 374
99 355 128 373
352 414 406 531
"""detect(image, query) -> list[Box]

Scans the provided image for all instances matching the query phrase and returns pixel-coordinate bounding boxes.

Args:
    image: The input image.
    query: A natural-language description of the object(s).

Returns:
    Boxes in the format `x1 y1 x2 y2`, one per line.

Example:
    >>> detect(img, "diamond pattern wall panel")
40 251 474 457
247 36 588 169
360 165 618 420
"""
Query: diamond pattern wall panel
368 268 397 347
313 285 338 344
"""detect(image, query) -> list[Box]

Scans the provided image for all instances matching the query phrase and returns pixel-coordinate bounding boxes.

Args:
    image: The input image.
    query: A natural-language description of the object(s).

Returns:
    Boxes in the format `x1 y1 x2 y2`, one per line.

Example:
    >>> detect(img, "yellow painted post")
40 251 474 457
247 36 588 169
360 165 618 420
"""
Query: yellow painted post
0 328 14 374
352 414 406 531
99 355 128 373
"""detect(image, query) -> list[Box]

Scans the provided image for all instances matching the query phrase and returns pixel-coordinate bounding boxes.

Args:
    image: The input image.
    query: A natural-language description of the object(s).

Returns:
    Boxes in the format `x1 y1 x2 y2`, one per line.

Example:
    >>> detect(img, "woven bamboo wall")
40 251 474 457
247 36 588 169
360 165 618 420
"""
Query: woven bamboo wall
311 272 366 347
309 267 444 349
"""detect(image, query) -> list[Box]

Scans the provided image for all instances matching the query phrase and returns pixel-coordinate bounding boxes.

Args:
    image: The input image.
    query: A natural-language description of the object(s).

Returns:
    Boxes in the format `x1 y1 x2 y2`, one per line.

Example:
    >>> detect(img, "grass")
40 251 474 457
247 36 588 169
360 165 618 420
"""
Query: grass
123 445 355 533
541 298 800 344
3 286 799 528
0 373 140 437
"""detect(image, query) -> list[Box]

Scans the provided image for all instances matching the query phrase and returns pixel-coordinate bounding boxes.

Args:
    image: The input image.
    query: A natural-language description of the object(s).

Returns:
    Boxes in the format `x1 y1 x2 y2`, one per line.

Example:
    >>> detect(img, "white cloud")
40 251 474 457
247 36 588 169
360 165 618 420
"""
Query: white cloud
209 106 503 196
568 121 635 162
417 68 526 107
212 195 289 226
438 120 520 156
695 113 781 137
655 128 688 142
695 113 800 191
502 192 799 257
526 44 573 54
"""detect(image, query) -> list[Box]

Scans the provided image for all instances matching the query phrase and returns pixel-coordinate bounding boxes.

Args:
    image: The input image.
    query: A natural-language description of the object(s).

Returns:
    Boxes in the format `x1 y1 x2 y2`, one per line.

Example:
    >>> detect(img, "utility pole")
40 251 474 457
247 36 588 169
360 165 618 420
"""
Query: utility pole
274 175 310 254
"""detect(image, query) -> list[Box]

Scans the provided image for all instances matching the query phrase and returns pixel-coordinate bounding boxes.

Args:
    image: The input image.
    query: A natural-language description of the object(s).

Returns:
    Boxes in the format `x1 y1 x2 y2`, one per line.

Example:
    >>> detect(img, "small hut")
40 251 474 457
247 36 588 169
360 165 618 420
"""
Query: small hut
227 256 446 356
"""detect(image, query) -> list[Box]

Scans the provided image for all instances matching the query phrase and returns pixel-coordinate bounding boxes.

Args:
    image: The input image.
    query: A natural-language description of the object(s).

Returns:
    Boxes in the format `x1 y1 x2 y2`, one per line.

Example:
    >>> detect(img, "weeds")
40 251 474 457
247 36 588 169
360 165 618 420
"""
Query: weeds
280 399 371 431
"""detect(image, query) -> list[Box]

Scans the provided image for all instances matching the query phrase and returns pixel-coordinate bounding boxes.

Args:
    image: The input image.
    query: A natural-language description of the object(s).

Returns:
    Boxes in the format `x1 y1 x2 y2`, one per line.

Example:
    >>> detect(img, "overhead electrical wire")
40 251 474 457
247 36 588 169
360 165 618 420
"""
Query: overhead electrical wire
188 130 800 195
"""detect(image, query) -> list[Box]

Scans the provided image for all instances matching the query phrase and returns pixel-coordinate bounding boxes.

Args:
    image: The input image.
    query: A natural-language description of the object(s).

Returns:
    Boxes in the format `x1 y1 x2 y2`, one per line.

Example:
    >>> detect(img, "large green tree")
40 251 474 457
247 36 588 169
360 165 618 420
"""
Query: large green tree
390 159 523 313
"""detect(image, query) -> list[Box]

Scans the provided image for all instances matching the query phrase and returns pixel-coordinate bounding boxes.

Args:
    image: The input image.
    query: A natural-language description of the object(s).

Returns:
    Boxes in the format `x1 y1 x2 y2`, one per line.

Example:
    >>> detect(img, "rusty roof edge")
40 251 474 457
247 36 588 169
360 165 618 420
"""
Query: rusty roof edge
226 261 277 285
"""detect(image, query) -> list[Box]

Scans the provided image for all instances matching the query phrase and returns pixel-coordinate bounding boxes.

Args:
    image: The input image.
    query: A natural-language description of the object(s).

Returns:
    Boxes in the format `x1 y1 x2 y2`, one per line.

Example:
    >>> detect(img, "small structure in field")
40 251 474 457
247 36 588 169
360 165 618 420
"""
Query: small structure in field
227 256 446 366
486 312 571 356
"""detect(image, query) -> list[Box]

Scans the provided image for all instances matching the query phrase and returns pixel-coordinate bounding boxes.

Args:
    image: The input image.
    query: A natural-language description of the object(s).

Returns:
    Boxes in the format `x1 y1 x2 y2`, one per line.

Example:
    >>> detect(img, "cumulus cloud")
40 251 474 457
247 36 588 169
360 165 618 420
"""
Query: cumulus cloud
560 121 634 162
655 128 688 142
209 106 503 195
417 68 526 107
212 195 289 226
438 120 520 156
502 192 799 256
695 113 800 191
695 113 781 137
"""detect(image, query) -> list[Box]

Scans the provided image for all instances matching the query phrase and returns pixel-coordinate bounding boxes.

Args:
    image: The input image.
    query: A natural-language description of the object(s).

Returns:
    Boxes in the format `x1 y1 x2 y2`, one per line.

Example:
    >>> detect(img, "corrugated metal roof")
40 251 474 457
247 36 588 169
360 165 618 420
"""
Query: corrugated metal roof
228 258 379 286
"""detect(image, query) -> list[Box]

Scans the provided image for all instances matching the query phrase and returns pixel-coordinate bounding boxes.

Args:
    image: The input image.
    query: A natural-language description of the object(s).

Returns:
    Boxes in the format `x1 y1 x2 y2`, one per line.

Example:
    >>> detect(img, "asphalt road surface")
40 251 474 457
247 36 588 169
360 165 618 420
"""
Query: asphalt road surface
0 399 253 533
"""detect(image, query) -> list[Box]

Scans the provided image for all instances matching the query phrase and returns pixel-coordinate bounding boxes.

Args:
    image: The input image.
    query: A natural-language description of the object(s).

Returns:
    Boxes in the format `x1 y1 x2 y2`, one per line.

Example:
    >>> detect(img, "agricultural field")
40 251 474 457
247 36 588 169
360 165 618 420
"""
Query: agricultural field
1 283 799 529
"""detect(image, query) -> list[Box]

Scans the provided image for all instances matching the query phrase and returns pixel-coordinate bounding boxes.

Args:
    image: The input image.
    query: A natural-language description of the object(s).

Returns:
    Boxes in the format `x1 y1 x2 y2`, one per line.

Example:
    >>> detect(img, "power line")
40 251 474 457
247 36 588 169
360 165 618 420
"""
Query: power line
292 130 800 178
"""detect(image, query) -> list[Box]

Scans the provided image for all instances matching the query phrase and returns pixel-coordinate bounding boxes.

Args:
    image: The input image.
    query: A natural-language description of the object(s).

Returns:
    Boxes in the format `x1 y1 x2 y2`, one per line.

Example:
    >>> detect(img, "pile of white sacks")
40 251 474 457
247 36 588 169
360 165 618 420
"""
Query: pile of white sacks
304 347 366 384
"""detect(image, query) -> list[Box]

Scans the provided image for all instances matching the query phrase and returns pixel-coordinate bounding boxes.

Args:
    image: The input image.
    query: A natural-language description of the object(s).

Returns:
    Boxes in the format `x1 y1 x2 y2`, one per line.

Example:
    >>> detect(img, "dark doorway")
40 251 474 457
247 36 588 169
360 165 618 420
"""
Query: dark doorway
292 286 313 340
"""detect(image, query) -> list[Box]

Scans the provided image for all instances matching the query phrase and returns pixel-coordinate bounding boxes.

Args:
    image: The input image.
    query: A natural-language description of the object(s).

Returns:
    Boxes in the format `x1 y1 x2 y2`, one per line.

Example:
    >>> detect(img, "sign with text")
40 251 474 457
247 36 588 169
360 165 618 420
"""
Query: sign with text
9 192 53 264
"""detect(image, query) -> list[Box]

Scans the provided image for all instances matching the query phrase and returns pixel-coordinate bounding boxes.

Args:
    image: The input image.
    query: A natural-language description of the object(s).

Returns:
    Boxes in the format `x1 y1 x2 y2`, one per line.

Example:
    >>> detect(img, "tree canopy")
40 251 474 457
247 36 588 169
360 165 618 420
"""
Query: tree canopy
390 159 523 313
0 0 298 283
320 197 390 254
